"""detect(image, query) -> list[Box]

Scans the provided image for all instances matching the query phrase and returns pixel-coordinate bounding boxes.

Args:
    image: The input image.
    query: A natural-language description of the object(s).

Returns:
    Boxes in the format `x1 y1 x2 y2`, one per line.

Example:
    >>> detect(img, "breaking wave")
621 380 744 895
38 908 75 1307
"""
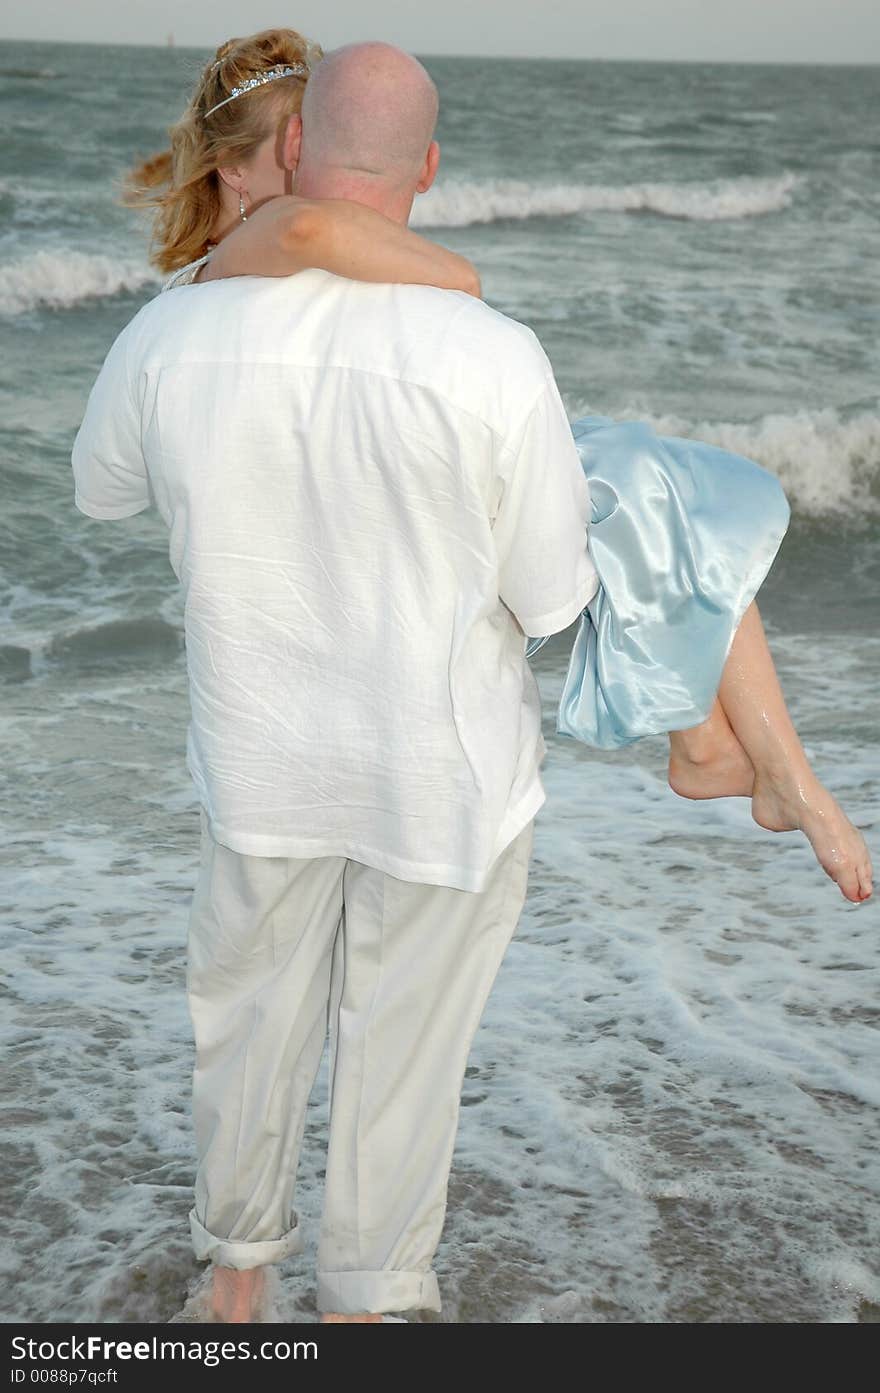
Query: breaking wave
412 172 799 228
0 250 158 316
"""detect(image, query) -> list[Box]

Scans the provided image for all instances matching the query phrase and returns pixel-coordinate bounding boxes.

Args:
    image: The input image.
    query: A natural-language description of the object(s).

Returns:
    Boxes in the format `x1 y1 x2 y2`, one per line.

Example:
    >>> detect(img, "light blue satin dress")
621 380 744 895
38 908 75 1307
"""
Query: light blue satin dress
524 415 791 749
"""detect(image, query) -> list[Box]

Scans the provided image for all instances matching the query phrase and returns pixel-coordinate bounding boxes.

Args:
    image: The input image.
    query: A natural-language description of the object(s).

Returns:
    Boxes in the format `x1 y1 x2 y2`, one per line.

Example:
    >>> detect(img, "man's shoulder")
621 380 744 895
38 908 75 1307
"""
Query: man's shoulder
113 272 258 360
88 292 166 379
116 280 192 341
392 281 545 353
378 282 554 403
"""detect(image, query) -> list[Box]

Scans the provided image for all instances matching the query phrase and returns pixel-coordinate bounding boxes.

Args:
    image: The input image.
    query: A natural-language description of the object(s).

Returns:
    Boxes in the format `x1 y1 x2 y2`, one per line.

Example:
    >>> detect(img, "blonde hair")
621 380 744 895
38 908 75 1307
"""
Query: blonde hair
121 28 323 274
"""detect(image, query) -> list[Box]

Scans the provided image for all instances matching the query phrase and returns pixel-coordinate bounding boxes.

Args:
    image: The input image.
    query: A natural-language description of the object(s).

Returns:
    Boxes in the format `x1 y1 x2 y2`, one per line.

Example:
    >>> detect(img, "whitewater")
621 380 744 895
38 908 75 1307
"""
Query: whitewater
410 171 800 227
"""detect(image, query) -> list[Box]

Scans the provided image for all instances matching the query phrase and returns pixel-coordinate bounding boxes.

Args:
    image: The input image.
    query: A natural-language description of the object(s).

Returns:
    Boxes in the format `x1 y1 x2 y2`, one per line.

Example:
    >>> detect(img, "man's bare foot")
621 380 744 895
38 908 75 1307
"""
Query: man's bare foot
320 1312 384 1322
668 702 756 801
210 1265 266 1323
752 768 874 903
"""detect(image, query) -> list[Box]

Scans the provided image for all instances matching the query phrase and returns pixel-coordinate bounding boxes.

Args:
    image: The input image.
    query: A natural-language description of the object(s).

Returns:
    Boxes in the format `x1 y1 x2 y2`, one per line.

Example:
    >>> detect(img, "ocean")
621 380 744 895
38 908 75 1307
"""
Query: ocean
1 39 878 1323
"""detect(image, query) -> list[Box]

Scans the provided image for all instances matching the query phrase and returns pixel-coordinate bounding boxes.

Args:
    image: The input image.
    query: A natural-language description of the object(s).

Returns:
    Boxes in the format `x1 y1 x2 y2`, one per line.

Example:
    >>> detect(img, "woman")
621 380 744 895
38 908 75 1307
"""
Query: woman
123 28 872 911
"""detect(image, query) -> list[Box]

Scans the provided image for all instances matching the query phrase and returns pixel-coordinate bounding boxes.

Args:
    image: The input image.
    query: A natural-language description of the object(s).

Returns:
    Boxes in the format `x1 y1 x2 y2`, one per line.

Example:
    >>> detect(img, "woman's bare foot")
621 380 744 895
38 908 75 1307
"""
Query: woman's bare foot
210 1265 267 1322
320 1312 384 1322
668 698 756 801
752 767 873 902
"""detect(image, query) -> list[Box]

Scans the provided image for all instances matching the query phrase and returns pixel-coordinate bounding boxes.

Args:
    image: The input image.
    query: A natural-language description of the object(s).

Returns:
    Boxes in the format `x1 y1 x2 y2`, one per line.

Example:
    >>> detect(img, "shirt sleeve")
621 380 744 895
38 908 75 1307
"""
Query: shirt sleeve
71 321 152 520
492 375 599 638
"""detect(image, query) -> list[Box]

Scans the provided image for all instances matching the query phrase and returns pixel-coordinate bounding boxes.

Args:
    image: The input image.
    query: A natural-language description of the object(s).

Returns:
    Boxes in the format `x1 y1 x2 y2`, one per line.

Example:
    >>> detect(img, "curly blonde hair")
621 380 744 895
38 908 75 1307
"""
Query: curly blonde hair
121 28 323 274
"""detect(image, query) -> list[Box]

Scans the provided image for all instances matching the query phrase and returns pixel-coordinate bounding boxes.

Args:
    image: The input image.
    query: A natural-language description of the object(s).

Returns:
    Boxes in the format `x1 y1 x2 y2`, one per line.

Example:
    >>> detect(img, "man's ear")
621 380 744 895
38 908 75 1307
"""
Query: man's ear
415 139 440 195
282 113 303 171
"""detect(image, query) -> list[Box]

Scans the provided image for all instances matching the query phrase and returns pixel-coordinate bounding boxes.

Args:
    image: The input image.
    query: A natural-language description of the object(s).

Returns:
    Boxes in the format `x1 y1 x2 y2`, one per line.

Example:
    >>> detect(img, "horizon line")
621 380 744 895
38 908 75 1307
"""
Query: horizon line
0 35 878 66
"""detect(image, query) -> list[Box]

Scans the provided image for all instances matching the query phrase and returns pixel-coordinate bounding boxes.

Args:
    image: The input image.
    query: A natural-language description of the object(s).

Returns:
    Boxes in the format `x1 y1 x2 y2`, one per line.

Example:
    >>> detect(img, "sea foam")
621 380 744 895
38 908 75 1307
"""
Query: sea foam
0 249 157 316
411 172 799 229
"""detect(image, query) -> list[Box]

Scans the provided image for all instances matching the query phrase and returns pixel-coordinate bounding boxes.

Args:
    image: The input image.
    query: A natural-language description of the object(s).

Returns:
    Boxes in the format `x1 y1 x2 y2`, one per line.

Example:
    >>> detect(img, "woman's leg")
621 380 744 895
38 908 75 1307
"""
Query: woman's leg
668 602 872 903
668 696 756 801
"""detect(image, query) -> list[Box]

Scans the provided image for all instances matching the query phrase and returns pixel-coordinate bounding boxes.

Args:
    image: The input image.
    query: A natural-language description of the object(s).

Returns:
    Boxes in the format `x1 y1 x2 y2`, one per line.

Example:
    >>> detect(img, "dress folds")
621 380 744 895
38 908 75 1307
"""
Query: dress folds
524 415 791 749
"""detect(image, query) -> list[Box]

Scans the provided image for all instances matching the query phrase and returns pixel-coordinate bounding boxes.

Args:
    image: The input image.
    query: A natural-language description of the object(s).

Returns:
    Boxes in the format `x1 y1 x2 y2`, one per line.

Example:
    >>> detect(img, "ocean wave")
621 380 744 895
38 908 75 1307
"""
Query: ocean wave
46 617 183 670
565 404 880 519
0 177 75 206
0 617 186 682
411 172 799 228
0 66 58 79
0 644 31 683
0 250 158 316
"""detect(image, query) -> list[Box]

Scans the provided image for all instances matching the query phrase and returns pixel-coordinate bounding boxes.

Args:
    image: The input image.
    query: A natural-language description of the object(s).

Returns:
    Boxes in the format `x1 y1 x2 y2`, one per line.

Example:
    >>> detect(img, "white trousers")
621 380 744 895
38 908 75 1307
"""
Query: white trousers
185 805 534 1316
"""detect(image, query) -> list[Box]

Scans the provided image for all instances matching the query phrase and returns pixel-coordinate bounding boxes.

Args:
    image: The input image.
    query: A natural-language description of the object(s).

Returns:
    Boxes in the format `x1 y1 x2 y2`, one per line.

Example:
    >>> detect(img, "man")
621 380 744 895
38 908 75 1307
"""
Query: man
71 42 599 1323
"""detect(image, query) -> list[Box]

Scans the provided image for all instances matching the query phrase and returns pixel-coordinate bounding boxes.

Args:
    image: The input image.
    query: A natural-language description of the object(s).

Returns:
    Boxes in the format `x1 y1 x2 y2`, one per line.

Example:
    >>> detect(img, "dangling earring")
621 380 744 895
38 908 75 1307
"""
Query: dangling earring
238 191 248 222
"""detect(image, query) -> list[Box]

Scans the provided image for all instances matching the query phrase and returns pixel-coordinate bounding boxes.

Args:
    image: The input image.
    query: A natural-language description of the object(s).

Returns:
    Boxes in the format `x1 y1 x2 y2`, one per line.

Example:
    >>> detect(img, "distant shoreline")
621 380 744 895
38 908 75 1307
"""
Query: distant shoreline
0 35 878 67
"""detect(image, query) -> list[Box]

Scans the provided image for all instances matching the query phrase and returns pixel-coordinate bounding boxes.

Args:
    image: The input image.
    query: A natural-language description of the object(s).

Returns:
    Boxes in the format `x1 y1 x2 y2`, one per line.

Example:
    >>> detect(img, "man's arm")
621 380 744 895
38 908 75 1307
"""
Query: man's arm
492 373 599 639
71 321 151 520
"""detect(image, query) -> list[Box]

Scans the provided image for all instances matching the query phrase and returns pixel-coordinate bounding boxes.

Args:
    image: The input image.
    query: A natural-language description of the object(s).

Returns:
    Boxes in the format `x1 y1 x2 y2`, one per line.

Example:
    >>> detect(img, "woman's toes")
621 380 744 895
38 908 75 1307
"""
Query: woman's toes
835 861 862 902
825 839 873 902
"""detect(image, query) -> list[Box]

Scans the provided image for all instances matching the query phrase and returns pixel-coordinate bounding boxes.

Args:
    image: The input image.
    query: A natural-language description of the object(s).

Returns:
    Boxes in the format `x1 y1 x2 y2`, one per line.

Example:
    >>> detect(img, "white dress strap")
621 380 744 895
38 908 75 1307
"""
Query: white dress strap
161 252 213 292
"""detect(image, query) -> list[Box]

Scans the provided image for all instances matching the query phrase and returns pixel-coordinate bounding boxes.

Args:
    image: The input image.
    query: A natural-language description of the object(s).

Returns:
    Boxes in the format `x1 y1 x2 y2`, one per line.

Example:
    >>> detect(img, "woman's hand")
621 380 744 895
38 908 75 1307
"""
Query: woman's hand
199 194 481 298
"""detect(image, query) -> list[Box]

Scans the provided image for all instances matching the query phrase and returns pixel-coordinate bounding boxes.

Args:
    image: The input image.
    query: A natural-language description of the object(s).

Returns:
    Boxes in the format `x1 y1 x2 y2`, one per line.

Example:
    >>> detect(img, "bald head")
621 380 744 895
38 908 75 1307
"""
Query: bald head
293 43 440 217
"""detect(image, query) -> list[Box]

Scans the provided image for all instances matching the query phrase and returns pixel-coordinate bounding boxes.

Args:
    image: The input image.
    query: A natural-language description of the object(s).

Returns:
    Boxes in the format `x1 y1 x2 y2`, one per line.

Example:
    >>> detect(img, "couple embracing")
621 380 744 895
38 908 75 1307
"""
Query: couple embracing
72 28 871 1323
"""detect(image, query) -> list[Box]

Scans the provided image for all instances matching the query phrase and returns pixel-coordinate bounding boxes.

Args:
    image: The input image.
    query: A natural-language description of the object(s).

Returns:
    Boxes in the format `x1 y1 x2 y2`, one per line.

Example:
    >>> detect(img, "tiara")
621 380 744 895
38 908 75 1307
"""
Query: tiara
203 63 309 118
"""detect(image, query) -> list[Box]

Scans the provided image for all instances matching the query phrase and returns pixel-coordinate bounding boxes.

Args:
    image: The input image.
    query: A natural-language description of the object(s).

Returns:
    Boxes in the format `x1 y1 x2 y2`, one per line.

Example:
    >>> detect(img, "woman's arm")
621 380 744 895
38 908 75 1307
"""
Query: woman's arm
198 194 481 297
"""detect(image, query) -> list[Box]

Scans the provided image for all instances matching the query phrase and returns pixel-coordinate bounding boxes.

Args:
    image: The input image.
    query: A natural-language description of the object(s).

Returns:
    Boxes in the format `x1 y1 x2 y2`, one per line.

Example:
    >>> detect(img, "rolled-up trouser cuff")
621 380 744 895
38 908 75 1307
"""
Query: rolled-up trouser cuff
317 1267 441 1315
189 1207 305 1270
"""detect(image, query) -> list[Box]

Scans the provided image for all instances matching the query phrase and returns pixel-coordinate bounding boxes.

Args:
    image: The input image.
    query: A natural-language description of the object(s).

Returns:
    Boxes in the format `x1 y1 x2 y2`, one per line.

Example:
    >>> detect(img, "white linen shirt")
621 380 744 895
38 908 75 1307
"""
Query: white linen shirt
72 268 599 891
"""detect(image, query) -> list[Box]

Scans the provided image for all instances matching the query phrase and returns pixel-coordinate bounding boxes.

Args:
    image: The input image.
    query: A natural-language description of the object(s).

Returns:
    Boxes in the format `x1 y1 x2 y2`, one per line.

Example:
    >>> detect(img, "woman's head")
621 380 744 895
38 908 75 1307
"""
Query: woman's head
122 28 322 273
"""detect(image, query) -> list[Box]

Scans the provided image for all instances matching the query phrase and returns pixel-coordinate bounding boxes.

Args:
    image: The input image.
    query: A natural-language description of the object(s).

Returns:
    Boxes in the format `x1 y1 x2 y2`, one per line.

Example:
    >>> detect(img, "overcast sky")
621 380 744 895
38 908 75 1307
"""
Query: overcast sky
2 0 879 63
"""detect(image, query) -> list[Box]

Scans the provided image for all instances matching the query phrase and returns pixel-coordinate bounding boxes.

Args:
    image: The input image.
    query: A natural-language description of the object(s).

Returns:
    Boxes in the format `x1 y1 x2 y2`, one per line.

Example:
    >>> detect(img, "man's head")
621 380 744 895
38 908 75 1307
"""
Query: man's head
288 43 440 222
